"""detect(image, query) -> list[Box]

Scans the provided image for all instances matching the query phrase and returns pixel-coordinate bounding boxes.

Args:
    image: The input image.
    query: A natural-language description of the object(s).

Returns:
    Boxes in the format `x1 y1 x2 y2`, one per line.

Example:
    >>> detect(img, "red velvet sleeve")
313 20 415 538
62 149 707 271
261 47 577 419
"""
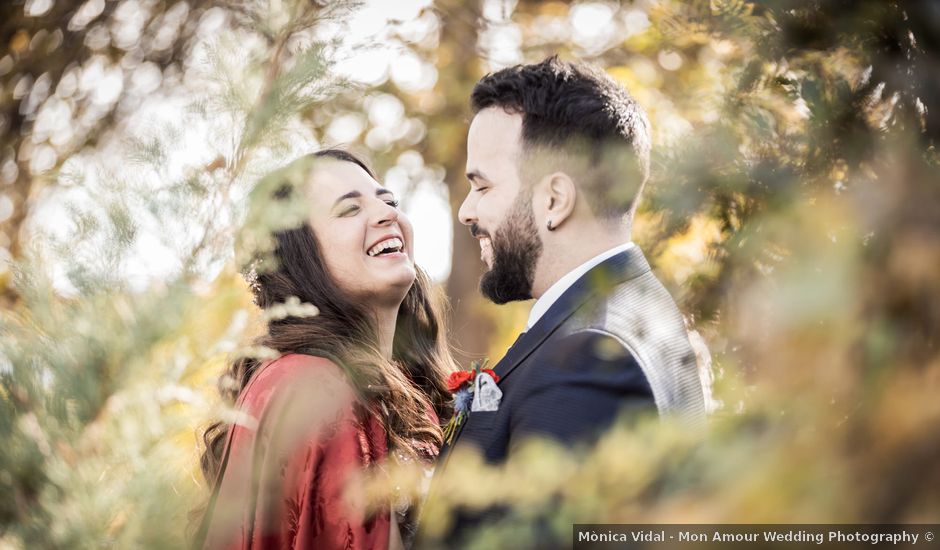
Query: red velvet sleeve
202 354 390 550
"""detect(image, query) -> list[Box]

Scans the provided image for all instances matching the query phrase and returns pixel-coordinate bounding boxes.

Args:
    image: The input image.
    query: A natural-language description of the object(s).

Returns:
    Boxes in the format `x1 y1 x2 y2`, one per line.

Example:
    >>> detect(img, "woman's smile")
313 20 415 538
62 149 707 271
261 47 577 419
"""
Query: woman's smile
306 157 417 305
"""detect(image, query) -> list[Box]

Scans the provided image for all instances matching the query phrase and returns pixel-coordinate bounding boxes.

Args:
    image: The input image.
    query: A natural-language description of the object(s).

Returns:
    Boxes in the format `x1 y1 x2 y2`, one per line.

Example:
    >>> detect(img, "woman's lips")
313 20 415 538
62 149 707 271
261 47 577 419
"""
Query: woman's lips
368 250 409 262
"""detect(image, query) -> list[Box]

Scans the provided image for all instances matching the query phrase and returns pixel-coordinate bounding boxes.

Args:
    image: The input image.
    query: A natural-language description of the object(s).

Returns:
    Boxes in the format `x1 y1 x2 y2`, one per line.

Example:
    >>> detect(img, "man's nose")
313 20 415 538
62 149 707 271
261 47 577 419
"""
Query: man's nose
458 193 476 226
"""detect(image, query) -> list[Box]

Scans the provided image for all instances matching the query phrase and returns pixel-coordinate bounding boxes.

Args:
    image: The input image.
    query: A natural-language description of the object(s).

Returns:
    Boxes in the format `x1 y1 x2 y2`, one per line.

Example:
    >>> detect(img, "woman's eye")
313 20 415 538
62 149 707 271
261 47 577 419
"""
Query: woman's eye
385 199 400 208
341 205 360 216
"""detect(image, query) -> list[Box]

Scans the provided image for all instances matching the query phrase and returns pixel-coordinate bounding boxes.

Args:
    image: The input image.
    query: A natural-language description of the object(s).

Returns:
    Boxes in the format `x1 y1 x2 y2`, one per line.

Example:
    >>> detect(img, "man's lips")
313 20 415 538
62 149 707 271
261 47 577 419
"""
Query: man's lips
469 224 489 240
470 224 493 266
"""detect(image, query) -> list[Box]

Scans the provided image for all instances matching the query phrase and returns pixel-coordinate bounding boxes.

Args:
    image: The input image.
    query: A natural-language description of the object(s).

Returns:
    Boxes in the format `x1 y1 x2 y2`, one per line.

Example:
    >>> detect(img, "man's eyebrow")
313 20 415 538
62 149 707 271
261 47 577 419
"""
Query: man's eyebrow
466 170 490 184
332 190 361 207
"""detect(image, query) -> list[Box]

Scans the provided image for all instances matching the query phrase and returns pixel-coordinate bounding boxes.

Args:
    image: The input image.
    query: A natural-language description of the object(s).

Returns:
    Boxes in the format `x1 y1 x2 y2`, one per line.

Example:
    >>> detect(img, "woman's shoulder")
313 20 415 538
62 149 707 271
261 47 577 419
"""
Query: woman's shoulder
250 352 345 385
237 353 353 417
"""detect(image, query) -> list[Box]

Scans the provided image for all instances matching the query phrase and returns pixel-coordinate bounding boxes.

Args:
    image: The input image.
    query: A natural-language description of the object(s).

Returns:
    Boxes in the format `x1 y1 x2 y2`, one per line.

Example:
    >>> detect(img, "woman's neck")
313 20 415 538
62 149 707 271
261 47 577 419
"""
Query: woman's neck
373 306 398 360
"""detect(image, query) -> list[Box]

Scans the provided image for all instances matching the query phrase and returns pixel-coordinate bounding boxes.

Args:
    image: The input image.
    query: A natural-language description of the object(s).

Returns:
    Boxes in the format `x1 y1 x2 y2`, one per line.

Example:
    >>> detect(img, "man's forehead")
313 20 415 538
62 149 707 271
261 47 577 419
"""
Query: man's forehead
470 107 522 138
467 107 523 170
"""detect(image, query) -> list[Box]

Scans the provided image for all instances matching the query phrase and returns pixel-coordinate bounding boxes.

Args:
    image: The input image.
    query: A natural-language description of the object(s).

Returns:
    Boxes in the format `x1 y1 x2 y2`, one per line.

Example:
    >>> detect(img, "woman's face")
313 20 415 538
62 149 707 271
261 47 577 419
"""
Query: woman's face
306 159 416 307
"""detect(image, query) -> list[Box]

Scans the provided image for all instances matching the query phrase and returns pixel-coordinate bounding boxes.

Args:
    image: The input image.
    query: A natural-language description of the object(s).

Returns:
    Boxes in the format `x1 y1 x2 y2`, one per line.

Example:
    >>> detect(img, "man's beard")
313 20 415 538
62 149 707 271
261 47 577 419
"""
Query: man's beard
478 194 543 304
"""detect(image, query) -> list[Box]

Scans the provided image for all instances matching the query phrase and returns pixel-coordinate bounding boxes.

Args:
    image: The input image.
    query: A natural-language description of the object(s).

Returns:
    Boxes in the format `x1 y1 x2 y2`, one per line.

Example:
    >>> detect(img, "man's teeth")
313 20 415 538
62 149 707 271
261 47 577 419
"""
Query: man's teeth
367 237 404 257
480 238 492 261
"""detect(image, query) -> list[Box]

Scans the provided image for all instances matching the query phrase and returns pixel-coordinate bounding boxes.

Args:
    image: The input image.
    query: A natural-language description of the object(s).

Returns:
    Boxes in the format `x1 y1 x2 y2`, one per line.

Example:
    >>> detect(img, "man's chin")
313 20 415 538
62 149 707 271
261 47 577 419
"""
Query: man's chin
480 269 532 304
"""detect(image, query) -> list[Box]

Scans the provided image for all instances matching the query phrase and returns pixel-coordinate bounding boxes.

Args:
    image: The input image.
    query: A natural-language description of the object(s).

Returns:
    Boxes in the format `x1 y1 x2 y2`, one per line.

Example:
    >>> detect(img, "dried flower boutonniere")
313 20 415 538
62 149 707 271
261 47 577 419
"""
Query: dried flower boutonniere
441 359 500 445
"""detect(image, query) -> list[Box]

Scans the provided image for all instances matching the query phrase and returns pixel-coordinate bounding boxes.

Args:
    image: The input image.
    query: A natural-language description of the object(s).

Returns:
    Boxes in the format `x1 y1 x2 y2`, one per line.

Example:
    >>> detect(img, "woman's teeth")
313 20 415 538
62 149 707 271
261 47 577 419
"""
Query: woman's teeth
367 237 404 257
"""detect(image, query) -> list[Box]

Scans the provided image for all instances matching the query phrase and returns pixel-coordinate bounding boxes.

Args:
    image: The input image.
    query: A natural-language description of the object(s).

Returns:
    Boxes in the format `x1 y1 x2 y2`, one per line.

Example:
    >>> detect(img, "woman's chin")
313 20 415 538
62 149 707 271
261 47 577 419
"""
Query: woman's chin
390 266 418 292
359 267 417 306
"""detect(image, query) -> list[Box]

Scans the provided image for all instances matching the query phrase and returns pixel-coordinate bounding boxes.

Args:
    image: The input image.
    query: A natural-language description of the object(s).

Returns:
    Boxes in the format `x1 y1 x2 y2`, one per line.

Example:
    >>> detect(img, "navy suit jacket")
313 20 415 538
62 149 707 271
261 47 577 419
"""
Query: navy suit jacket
419 246 706 547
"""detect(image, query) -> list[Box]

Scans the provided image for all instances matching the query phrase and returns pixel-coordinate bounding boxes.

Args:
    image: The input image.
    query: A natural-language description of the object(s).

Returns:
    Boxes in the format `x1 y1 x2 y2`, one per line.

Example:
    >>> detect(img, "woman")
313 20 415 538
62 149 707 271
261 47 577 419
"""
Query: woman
196 149 455 549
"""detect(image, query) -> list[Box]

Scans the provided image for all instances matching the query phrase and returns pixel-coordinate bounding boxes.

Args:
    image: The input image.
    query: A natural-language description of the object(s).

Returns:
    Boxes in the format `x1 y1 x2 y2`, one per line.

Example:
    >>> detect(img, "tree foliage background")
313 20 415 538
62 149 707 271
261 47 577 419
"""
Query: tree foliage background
1 0 938 548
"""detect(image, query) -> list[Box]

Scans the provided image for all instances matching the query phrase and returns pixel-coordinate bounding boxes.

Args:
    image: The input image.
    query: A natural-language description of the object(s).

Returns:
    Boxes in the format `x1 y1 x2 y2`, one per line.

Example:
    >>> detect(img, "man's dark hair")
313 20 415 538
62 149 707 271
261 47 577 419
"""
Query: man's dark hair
470 56 651 220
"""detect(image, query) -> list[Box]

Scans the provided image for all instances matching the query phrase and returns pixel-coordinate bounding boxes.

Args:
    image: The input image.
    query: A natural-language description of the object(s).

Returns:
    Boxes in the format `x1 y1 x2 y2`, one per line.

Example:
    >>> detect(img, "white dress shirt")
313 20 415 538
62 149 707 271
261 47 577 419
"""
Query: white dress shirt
526 242 635 330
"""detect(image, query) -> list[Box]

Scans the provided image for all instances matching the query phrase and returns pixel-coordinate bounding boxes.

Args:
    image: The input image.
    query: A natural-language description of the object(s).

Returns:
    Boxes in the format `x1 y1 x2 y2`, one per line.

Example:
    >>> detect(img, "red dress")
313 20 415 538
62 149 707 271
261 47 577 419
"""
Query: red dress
201 354 392 550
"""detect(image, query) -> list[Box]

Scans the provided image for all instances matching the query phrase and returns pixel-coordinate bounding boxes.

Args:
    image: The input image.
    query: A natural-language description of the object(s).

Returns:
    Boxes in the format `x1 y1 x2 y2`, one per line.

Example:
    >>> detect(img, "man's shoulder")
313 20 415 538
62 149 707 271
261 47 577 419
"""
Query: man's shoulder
572 272 708 421
514 329 643 385
574 266 690 353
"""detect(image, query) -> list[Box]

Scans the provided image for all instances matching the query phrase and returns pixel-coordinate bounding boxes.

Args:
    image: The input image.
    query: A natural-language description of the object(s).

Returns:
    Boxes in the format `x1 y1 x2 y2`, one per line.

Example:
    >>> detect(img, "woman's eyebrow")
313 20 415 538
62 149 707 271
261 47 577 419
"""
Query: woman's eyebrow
332 189 394 209
332 191 361 208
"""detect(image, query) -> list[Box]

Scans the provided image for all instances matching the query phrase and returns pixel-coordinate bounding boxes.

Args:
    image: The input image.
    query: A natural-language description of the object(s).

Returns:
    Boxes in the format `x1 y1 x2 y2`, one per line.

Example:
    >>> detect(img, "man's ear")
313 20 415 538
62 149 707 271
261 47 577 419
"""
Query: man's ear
541 172 577 231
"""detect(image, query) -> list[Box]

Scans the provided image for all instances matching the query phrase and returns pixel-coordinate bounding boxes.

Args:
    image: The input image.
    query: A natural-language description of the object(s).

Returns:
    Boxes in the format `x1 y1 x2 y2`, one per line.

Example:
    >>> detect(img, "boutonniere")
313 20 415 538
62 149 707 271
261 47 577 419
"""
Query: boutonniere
442 360 501 445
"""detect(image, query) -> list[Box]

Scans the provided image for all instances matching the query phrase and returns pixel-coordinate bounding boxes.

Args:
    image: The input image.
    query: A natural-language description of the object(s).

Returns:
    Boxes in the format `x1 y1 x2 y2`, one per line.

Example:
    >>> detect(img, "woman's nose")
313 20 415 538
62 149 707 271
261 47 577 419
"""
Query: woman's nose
373 200 399 226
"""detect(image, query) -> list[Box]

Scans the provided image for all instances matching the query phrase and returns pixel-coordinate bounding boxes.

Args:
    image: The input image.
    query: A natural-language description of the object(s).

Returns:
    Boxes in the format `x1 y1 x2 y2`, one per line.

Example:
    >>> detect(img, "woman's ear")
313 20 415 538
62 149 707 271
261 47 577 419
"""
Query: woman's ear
542 172 576 232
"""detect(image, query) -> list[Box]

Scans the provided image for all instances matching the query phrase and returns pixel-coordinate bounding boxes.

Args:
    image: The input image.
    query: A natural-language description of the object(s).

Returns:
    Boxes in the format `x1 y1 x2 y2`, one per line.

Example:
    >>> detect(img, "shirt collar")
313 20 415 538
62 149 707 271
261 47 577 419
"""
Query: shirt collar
525 242 635 330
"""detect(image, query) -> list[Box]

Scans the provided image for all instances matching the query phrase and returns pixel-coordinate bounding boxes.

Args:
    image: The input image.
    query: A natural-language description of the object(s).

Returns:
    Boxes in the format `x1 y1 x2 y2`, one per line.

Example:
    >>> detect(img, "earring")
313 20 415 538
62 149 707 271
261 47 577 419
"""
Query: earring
546 219 555 231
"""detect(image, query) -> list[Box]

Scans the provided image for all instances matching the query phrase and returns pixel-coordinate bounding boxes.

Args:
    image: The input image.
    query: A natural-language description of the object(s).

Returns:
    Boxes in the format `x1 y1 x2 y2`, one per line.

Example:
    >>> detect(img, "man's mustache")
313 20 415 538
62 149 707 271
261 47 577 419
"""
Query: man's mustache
469 224 491 239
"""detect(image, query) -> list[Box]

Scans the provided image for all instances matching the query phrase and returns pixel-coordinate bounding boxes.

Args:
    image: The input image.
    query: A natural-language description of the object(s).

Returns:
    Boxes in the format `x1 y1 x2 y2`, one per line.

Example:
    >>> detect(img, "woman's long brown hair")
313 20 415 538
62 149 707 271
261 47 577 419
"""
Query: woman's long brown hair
199 149 455 499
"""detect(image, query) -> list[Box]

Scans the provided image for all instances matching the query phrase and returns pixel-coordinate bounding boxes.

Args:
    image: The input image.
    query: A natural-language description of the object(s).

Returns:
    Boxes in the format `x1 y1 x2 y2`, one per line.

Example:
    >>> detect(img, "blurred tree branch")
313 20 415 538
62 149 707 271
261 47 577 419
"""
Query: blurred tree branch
1 0 214 306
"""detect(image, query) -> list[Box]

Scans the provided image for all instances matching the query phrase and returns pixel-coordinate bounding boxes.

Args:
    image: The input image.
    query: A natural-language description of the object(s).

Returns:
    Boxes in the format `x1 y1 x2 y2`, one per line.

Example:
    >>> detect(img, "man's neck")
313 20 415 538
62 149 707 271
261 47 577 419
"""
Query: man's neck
525 240 634 330
532 227 632 299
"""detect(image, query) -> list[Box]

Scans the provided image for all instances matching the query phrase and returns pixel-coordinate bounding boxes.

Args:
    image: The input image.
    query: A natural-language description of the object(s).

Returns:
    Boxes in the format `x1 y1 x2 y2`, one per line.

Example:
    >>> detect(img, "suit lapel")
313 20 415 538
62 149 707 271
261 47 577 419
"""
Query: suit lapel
425 247 653 531
444 248 650 453
493 246 650 383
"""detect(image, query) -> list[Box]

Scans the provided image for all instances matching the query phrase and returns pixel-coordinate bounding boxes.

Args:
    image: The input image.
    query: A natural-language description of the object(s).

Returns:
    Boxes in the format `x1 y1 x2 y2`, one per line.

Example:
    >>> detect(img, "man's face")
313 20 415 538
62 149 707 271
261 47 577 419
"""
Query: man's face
459 108 543 304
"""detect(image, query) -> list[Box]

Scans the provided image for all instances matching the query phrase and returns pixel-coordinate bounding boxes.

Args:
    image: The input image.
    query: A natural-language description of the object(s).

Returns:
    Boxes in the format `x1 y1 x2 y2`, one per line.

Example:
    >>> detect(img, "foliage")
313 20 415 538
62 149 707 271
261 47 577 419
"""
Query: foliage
367 0 940 546
0 0 216 283
1 1 356 547
1 0 938 548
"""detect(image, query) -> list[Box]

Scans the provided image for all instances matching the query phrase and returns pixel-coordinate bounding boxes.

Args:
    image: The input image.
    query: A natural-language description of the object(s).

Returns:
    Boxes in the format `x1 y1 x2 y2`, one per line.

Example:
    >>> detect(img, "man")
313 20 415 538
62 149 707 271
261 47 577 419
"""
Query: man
422 56 706 546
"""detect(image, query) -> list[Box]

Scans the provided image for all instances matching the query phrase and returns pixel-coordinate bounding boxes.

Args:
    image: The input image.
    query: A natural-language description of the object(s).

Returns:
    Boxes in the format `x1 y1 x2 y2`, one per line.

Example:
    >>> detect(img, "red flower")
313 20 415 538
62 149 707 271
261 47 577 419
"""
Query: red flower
446 367 501 393
446 371 474 392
